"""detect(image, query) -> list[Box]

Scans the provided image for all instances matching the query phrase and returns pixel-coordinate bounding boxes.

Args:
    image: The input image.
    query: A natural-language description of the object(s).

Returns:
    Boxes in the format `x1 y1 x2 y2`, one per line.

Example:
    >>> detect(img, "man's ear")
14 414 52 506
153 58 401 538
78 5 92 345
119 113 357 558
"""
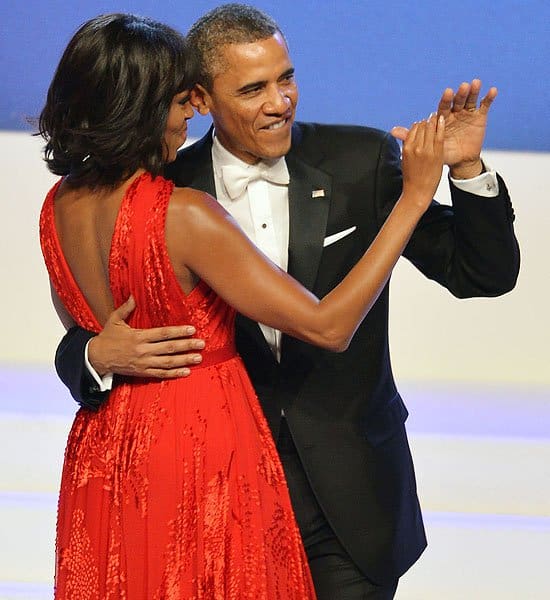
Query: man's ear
190 85 211 116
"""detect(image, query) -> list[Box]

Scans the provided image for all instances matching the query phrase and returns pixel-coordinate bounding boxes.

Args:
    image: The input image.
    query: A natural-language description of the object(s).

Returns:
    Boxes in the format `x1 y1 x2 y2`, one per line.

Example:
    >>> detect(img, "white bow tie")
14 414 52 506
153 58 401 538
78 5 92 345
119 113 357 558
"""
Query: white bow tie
221 159 290 200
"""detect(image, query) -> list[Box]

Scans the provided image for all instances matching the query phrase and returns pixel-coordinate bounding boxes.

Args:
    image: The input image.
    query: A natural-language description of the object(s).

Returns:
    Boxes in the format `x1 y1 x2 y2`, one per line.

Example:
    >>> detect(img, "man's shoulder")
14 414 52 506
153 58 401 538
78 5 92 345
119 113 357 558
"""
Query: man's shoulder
175 132 212 162
293 121 389 142
291 121 393 157
164 131 212 186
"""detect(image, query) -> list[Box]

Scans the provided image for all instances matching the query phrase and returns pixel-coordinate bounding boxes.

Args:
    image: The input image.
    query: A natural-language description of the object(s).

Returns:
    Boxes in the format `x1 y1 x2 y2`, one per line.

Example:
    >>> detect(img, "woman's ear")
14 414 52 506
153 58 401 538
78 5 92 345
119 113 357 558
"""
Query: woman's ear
190 85 211 116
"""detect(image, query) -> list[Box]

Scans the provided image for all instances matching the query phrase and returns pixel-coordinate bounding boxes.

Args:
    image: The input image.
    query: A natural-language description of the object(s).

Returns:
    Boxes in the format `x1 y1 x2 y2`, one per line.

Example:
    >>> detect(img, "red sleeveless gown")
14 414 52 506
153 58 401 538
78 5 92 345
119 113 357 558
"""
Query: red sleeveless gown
40 173 316 599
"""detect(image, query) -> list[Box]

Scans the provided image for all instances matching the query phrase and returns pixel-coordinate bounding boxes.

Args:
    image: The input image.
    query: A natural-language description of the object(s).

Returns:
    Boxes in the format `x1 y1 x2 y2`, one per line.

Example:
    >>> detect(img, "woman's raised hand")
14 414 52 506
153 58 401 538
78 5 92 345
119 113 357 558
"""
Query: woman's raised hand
400 113 445 211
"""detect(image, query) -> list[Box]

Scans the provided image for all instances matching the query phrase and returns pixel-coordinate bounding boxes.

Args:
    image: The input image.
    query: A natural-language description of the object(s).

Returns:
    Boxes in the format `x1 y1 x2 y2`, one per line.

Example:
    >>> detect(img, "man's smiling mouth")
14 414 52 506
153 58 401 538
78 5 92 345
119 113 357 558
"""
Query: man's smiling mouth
263 118 289 131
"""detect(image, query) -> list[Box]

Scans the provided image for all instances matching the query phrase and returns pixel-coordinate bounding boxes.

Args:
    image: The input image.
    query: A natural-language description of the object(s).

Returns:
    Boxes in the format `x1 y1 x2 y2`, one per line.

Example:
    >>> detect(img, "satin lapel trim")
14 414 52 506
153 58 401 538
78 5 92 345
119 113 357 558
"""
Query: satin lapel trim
186 134 216 196
287 156 332 290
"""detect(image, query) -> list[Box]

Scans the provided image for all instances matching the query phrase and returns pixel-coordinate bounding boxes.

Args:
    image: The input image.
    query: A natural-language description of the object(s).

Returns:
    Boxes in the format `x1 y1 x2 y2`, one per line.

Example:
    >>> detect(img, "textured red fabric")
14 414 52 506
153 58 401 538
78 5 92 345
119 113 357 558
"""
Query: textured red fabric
40 173 316 599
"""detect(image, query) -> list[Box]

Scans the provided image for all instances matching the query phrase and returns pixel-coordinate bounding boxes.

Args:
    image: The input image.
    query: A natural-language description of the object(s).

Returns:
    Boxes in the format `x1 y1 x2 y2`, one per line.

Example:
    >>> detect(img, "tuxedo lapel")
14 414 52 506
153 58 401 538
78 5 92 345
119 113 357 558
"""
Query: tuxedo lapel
279 125 333 366
187 147 216 196
238 151 333 377
166 129 216 195
286 155 332 290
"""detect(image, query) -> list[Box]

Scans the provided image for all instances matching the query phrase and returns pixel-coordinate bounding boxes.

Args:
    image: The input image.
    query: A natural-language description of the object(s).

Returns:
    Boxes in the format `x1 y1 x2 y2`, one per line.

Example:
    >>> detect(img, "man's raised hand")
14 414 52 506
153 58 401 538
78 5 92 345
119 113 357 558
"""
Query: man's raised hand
391 79 497 179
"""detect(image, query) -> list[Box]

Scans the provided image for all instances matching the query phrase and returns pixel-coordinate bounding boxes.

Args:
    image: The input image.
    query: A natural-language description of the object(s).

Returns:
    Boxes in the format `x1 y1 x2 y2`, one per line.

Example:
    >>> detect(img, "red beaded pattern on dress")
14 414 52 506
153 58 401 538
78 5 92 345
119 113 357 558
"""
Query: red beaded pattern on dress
40 173 316 598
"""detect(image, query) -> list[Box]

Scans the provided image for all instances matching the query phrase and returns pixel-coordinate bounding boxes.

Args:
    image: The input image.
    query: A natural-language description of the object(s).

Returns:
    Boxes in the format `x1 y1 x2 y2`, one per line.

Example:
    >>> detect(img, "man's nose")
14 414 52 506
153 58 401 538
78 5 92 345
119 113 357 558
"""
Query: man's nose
264 85 291 114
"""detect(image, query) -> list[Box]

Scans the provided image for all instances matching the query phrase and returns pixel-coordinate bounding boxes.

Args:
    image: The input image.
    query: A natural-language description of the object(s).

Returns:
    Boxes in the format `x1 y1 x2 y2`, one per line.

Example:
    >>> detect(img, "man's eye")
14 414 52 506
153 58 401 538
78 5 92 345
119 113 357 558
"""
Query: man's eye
178 95 190 105
280 72 295 84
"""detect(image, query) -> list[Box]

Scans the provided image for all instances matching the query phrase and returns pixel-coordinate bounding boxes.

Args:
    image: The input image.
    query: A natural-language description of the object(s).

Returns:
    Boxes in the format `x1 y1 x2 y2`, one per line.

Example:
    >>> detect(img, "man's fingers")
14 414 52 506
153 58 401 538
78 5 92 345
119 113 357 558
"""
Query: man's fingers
133 337 207 371
110 295 136 323
144 367 193 379
142 352 203 369
463 78 481 110
451 81 470 112
146 338 206 357
479 87 498 115
116 350 204 378
437 88 454 118
139 324 200 343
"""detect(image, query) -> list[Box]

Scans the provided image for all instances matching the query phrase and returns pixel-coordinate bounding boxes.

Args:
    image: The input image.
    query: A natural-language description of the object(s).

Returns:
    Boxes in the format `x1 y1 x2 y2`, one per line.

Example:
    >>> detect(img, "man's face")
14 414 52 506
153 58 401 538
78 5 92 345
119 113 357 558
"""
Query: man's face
193 32 298 164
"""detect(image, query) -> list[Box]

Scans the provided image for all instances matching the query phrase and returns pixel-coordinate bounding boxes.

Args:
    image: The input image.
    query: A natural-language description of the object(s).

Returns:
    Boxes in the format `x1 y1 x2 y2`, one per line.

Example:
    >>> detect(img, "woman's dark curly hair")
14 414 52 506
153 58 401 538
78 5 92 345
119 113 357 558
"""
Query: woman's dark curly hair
39 13 197 188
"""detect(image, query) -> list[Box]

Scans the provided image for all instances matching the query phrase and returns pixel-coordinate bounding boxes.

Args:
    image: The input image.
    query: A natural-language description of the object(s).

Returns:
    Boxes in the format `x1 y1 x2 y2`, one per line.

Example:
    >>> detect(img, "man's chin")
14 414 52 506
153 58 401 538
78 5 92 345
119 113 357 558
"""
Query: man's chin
261 139 292 161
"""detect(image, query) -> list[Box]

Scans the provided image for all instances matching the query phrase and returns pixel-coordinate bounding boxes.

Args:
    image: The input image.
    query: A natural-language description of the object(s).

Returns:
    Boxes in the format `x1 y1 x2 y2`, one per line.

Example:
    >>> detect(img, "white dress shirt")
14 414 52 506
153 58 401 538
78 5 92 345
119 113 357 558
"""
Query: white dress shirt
211 134 290 361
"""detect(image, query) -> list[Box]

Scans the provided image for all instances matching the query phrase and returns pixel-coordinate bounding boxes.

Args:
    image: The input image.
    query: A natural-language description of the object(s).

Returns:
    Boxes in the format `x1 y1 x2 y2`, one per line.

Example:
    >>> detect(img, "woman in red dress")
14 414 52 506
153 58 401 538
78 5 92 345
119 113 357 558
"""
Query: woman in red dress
39 13 444 599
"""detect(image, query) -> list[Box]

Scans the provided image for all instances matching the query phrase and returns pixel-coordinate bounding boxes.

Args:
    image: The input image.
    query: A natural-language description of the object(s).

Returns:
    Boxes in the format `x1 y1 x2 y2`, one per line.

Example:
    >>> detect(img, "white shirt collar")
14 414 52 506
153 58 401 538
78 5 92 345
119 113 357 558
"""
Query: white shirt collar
211 132 289 183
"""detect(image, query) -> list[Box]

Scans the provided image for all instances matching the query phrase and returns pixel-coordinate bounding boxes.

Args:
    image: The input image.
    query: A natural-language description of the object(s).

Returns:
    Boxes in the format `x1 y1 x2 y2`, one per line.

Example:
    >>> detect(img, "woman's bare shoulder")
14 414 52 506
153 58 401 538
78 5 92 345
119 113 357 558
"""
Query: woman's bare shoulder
169 186 229 226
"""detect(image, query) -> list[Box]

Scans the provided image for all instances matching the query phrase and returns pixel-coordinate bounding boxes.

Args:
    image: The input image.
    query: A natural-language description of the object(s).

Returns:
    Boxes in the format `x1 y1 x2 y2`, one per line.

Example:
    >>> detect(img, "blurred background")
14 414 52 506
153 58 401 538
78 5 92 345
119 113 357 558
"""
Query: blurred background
1 1 549 598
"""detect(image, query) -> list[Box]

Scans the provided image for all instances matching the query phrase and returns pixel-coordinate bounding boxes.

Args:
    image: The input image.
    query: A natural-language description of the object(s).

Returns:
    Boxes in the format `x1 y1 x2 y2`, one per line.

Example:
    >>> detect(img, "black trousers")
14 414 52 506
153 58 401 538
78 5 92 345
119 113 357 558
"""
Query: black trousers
277 419 398 600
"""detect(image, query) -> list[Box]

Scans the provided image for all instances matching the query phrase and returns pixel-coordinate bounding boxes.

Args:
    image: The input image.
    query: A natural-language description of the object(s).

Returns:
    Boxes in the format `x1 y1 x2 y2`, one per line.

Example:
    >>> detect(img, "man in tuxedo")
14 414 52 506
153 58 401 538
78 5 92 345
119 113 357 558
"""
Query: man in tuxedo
54 4 519 598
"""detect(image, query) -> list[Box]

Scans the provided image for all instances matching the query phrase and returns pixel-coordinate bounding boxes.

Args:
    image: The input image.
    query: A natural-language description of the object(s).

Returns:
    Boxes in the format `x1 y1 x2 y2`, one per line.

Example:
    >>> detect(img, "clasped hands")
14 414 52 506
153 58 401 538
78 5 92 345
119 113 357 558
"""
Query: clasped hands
391 78 497 180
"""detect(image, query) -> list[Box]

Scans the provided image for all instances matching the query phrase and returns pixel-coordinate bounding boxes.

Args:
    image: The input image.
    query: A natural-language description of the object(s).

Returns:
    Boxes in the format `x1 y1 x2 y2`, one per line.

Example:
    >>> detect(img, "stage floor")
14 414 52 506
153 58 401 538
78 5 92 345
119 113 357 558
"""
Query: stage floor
1 366 549 599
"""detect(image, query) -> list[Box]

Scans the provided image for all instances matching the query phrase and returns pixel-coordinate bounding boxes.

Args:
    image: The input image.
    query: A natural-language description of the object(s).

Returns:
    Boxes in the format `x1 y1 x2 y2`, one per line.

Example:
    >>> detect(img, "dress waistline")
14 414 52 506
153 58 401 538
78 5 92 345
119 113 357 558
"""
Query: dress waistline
193 344 238 369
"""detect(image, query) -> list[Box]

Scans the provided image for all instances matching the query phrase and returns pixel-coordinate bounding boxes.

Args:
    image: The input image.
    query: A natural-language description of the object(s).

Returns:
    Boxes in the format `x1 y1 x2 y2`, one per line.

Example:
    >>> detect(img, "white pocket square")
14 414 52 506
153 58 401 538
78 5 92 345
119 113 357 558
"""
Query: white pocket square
323 226 357 247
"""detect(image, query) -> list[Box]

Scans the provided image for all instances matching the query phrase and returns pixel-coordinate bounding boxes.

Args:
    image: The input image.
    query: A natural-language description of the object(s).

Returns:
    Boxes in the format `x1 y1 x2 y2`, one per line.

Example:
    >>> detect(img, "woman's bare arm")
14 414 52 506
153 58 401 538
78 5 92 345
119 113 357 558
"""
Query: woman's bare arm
169 116 445 352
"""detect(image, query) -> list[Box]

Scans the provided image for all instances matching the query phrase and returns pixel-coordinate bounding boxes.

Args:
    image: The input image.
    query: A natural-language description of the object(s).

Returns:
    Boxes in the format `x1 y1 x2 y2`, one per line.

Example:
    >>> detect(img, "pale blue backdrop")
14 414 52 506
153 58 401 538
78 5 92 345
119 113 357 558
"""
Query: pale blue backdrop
1 0 548 150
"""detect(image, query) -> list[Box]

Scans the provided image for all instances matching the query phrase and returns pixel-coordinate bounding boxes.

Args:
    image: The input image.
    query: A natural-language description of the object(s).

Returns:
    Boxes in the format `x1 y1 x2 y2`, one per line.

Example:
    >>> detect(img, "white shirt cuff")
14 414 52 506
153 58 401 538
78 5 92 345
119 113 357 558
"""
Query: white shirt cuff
450 163 499 198
84 339 113 392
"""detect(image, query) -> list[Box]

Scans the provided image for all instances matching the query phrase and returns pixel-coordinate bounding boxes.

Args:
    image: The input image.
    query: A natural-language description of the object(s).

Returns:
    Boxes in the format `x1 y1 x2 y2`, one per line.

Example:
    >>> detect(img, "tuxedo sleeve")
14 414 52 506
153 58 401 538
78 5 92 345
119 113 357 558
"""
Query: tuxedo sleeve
55 326 110 411
375 133 520 298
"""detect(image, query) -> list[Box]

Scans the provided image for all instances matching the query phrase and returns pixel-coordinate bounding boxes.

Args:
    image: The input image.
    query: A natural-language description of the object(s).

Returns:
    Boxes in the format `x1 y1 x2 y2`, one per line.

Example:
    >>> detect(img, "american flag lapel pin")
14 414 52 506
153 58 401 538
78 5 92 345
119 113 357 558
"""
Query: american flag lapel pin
311 189 325 198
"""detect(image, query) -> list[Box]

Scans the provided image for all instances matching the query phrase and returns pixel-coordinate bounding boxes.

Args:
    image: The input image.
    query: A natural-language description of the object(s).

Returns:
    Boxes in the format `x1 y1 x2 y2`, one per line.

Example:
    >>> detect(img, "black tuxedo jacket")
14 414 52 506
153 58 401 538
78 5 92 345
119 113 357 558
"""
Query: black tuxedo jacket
56 122 519 584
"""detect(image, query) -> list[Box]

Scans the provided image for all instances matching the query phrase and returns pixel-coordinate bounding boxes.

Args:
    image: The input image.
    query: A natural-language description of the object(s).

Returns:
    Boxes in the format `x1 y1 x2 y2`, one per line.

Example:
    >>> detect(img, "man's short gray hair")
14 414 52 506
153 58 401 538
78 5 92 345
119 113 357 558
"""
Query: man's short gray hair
187 3 284 91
